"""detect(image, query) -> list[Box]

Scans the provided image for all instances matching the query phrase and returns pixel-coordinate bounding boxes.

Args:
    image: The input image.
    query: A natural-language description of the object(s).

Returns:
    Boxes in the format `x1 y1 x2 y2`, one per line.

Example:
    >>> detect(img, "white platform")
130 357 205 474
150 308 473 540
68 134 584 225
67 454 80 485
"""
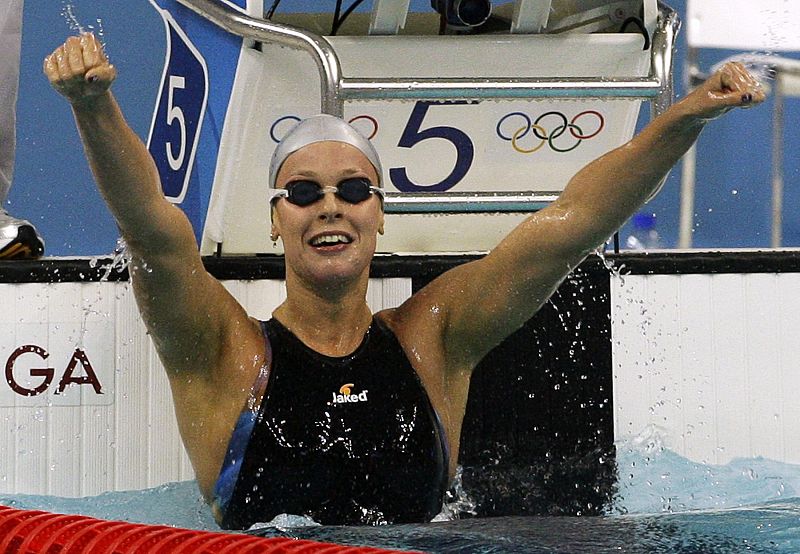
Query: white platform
199 3 658 255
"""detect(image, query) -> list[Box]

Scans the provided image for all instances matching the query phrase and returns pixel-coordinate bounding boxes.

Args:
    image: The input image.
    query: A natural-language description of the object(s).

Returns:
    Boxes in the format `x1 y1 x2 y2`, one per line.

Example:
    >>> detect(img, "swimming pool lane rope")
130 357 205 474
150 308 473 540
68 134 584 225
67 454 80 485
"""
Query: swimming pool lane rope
0 505 418 553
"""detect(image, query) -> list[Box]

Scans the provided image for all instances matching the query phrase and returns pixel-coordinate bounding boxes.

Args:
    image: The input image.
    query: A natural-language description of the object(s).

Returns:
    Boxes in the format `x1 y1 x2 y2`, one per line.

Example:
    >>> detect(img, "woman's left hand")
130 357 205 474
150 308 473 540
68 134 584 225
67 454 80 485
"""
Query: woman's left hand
682 61 766 121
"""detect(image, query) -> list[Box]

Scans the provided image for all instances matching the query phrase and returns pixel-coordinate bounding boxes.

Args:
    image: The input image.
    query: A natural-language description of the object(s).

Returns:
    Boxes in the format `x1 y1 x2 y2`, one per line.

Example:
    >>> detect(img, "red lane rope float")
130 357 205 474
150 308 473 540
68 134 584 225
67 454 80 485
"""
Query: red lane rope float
0 507 422 554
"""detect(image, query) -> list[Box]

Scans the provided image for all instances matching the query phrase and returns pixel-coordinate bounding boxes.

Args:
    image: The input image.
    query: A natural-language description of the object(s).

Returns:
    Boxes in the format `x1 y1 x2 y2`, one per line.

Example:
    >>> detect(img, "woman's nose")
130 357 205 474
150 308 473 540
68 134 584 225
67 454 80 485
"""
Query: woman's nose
317 188 343 220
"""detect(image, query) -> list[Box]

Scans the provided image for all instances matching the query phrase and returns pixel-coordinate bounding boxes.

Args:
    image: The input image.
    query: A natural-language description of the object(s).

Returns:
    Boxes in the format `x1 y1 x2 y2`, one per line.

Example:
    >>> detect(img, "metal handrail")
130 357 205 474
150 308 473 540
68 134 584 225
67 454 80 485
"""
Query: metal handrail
642 2 681 202
175 0 678 214
383 191 561 214
650 2 680 118
177 0 676 110
175 0 343 115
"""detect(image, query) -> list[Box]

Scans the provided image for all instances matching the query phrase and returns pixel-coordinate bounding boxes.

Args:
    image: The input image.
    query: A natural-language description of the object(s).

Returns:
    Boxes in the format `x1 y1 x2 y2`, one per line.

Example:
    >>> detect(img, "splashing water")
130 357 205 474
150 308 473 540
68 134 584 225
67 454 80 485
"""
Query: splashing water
7 449 800 552
60 1 105 44
99 237 132 281
433 466 478 522
593 245 629 286
247 513 321 533
613 425 800 516
710 52 780 85
61 2 84 33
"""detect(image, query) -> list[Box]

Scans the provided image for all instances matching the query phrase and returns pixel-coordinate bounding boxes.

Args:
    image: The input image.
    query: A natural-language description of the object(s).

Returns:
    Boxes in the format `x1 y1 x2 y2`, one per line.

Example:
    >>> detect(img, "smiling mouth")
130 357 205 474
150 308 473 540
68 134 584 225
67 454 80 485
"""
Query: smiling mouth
310 234 353 247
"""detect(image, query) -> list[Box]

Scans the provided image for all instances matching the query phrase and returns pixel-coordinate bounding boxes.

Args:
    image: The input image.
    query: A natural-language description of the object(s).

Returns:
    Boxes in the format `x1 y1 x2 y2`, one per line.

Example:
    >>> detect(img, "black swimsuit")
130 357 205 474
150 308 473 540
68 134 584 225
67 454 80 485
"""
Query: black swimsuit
215 317 449 529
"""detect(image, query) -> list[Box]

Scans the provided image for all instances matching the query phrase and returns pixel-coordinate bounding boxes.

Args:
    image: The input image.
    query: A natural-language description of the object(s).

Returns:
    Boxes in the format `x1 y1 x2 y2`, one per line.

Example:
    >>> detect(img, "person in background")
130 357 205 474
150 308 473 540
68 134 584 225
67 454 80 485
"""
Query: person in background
0 0 44 260
44 32 764 528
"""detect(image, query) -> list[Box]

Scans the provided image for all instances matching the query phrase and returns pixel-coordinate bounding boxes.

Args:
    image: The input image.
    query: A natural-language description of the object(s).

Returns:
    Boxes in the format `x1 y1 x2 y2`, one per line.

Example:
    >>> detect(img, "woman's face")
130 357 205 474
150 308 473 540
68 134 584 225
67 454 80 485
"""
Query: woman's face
271 141 384 290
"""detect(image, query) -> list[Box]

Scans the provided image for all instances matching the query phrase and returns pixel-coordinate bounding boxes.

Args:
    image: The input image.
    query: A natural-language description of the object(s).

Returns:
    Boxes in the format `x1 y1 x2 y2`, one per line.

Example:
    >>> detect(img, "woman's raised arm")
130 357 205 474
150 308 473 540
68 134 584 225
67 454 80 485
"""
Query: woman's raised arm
407 62 766 374
43 34 260 387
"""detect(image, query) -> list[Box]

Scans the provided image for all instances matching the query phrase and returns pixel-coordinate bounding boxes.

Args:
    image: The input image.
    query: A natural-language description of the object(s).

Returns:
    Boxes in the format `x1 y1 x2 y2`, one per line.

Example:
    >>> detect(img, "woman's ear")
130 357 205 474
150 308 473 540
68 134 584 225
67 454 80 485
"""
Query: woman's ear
270 206 281 242
270 216 280 242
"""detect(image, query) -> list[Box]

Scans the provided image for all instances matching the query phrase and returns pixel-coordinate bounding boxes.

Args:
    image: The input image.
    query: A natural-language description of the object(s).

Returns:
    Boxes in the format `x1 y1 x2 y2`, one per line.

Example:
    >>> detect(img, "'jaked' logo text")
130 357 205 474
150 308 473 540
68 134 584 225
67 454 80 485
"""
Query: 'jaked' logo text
332 383 368 404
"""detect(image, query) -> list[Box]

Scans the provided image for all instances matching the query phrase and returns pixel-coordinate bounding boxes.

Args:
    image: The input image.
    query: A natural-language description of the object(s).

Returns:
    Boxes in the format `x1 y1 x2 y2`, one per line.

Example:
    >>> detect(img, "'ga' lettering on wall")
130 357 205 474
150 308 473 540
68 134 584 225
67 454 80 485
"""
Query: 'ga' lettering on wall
5 345 102 397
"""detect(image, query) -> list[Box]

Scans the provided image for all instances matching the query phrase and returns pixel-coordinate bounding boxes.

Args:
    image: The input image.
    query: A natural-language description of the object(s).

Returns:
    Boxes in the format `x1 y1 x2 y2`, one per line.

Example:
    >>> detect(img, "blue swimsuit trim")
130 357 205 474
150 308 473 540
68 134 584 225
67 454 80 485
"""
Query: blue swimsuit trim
212 408 258 514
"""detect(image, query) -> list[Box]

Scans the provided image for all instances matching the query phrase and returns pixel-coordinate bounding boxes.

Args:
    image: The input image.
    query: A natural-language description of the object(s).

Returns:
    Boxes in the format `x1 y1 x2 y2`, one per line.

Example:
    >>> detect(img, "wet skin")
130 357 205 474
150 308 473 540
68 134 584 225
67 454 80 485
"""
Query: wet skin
271 141 384 312
44 32 766 517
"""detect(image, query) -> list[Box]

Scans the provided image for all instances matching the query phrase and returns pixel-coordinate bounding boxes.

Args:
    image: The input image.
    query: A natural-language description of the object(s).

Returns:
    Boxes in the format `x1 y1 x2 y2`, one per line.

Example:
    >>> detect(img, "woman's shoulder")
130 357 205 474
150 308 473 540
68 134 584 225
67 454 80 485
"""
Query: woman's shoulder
374 298 446 349
373 307 397 329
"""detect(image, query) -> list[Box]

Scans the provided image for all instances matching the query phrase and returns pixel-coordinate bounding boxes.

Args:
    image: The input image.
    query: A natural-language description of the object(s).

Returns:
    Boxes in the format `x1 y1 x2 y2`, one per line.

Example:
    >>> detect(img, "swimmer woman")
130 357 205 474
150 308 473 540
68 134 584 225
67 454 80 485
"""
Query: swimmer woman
44 33 764 528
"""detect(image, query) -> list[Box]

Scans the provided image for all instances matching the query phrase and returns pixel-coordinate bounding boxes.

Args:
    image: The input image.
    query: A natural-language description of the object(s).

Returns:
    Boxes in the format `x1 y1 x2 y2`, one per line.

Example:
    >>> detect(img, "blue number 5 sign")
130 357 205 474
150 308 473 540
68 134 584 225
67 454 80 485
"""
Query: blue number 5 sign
390 101 475 192
147 7 209 203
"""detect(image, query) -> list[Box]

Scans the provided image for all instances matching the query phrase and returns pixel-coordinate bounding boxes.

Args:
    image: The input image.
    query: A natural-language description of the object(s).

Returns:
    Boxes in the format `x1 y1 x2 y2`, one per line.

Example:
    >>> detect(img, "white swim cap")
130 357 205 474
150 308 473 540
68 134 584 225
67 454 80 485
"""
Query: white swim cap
269 114 383 188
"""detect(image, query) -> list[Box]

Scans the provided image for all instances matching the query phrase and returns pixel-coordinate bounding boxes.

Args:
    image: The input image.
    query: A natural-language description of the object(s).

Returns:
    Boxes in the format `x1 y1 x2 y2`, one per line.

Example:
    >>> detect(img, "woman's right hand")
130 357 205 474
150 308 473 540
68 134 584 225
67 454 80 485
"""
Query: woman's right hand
44 33 116 105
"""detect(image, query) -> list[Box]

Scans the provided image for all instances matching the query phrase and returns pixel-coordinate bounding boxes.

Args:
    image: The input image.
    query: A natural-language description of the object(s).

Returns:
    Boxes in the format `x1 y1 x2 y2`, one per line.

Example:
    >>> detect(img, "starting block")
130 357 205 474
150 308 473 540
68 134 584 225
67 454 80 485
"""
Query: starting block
145 0 678 255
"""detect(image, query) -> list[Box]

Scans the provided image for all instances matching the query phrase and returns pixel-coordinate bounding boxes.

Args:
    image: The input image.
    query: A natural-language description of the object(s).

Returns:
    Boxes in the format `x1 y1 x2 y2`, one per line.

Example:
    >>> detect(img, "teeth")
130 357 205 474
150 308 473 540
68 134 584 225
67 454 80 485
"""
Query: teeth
312 234 351 246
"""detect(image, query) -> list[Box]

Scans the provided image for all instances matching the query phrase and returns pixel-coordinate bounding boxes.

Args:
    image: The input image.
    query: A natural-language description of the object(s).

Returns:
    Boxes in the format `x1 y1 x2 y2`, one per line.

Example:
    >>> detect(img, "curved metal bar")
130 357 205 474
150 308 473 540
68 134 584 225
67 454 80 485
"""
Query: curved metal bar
174 0 679 215
644 2 681 202
175 0 344 116
340 77 662 101
383 191 561 214
176 0 678 105
651 3 681 118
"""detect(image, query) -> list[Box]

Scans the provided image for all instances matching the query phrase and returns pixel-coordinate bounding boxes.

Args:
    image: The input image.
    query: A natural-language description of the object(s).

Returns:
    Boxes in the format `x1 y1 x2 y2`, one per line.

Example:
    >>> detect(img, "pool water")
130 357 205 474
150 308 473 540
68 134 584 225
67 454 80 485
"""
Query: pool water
3 436 800 553
257 504 800 553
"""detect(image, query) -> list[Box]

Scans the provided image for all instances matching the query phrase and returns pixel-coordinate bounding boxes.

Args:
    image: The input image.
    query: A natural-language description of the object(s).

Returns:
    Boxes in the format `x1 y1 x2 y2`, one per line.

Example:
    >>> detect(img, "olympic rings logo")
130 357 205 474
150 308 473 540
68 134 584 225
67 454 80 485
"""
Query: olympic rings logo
269 114 379 143
496 110 604 154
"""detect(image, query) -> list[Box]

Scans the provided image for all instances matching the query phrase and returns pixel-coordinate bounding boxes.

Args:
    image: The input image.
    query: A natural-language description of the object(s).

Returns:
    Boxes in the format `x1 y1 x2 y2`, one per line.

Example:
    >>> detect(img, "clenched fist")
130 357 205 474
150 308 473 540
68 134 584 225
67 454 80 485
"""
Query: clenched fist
44 33 116 105
683 62 766 121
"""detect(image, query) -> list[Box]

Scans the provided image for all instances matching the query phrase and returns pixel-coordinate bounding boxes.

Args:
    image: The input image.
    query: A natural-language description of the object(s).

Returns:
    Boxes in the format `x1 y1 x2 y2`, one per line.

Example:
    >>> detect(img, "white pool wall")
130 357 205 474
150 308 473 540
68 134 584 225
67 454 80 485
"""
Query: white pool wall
0 277 411 497
612 272 800 466
5 269 800 497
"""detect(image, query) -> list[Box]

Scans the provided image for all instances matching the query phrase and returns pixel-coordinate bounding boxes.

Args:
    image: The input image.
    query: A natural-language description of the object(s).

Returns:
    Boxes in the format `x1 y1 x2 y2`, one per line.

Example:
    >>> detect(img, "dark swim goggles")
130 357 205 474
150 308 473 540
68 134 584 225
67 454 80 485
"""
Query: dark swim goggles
269 177 385 207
